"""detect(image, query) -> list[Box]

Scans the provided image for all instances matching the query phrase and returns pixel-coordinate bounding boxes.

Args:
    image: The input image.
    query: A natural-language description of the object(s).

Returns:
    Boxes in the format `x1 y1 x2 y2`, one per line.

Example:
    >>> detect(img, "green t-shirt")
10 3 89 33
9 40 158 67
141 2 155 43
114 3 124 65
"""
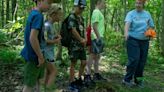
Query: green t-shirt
91 8 105 40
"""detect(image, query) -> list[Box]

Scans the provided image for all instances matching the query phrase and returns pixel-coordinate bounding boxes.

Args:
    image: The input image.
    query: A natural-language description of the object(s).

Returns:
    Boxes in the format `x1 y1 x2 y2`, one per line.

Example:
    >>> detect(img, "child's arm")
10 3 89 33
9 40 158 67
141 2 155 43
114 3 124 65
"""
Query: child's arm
71 28 86 46
44 24 61 44
68 15 86 46
44 31 61 44
92 22 100 39
46 37 61 44
30 29 44 67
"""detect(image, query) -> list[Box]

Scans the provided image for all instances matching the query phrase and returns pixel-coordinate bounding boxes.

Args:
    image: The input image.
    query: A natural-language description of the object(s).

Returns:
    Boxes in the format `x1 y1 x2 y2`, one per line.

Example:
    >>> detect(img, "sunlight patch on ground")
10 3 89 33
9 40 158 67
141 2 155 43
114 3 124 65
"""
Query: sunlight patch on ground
100 56 125 75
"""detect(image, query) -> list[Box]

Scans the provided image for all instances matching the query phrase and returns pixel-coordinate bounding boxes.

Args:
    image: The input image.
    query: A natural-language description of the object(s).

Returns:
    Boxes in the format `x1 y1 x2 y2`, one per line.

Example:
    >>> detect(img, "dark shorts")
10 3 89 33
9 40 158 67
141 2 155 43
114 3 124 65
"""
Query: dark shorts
91 38 104 54
24 61 45 87
68 49 86 61
46 59 55 63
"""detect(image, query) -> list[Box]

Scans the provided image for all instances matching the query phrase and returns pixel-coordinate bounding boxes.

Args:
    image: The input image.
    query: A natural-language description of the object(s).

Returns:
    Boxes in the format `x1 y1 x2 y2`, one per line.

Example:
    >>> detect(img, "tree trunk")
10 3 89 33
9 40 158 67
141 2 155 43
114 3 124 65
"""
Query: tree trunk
6 0 10 24
111 8 116 28
12 0 17 20
62 0 66 17
1 0 4 27
90 0 96 18
161 0 164 55
104 0 107 31
124 0 127 18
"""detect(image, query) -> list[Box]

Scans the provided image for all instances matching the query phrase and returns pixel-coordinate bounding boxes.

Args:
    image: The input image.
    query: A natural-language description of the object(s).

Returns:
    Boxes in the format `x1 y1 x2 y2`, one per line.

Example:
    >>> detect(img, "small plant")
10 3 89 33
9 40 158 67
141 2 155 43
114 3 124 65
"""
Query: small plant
0 48 19 63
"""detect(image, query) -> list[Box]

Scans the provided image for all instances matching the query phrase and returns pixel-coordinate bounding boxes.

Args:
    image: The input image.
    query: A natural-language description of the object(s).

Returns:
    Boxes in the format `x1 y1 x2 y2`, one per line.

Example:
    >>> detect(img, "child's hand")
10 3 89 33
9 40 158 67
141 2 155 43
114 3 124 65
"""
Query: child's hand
80 38 86 47
53 35 61 44
37 56 45 67
57 35 62 39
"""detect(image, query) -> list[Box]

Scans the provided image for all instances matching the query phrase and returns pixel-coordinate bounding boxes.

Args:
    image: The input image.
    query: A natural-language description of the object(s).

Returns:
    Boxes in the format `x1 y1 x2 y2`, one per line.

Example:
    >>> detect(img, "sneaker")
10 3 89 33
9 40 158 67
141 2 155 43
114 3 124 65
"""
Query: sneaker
136 82 144 88
134 81 144 88
68 82 79 92
134 77 144 88
84 75 95 87
74 78 85 89
93 73 106 81
122 80 134 87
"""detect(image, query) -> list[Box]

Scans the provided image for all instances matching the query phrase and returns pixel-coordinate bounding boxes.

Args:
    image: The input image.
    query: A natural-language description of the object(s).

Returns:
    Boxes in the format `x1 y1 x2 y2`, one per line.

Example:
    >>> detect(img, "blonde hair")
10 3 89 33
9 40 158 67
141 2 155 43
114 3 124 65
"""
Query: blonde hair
47 4 62 16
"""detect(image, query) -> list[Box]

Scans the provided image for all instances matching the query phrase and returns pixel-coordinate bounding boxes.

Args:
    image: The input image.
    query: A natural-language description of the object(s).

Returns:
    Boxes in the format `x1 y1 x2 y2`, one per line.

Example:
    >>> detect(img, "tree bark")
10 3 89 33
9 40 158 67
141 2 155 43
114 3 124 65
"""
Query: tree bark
124 0 127 18
161 0 164 55
6 0 10 24
1 0 4 27
12 0 17 20
90 0 96 18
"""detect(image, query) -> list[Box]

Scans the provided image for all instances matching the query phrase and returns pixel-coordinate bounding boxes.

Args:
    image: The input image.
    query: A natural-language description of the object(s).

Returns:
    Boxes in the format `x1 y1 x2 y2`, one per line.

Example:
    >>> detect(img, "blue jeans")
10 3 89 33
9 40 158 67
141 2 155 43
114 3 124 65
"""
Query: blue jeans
124 36 149 82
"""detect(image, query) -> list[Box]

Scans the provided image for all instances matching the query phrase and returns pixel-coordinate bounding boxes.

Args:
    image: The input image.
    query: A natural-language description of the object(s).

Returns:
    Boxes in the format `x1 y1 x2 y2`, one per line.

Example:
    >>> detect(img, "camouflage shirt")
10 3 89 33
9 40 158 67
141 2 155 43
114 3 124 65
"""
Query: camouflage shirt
67 13 85 51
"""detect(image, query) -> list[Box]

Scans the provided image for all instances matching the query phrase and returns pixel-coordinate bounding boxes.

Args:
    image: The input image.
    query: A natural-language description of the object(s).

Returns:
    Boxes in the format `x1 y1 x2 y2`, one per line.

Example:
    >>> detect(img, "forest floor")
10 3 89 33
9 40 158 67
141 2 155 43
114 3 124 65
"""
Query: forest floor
0 46 164 92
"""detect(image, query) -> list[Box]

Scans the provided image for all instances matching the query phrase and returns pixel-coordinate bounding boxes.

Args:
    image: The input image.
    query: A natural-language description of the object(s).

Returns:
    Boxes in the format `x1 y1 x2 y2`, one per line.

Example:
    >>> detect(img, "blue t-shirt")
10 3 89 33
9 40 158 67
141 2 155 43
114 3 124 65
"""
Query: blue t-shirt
20 10 44 63
125 9 154 40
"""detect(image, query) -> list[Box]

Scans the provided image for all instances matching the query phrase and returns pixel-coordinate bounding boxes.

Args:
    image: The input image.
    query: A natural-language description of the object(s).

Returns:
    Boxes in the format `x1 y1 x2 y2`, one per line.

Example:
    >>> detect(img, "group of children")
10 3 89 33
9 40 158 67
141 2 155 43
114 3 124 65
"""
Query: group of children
21 0 154 91
21 0 106 92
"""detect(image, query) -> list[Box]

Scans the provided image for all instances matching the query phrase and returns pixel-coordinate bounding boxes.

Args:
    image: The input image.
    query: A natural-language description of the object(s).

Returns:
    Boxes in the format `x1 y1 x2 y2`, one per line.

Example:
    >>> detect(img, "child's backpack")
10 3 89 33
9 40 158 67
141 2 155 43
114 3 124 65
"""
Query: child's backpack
60 14 72 47
86 25 92 46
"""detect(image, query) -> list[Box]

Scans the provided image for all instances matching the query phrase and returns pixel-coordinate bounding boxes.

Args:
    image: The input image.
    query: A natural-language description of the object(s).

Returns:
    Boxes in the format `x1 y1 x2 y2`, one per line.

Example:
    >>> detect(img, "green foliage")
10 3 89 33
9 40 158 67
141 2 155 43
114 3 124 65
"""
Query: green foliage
0 0 163 92
0 48 18 63
0 17 24 47
0 46 24 63
7 17 24 32
2 17 24 37
0 31 7 43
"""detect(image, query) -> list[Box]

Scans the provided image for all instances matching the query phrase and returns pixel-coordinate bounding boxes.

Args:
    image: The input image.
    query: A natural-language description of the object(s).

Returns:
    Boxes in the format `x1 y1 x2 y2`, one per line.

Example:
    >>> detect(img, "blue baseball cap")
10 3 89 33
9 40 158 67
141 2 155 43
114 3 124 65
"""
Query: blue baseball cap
74 0 87 8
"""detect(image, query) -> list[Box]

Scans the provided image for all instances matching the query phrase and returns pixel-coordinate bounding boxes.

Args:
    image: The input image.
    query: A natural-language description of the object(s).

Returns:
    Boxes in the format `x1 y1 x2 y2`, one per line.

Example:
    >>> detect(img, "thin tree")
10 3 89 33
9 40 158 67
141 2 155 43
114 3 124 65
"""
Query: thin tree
12 0 17 20
6 0 10 24
161 0 164 55
1 0 4 27
90 0 96 18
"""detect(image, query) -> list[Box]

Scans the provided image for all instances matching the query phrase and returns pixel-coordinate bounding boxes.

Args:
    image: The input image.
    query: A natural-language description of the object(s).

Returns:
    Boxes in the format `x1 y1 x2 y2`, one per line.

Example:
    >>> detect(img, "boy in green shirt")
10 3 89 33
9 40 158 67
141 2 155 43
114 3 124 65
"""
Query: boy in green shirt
85 0 106 84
